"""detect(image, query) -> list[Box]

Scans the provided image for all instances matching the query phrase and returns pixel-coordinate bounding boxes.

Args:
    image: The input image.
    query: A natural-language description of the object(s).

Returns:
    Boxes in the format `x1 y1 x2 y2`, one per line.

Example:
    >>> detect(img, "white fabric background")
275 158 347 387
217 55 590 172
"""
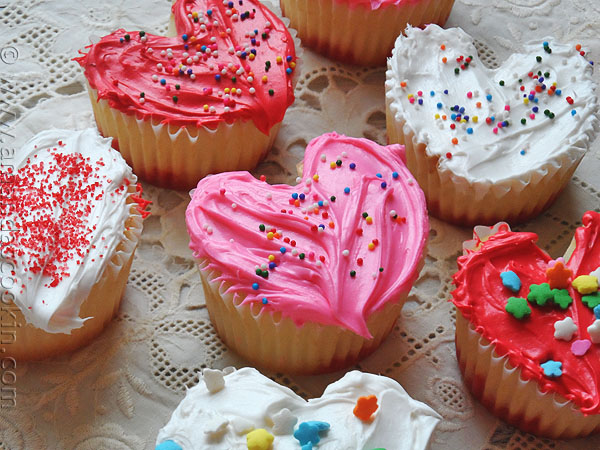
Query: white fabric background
1 0 600 448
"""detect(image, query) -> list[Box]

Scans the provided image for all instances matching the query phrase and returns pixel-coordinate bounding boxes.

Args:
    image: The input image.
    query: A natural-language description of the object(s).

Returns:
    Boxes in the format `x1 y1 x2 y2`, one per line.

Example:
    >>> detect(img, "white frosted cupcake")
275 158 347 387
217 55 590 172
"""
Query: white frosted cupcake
386 25 599 225
156 367 441 449
0 128 147 360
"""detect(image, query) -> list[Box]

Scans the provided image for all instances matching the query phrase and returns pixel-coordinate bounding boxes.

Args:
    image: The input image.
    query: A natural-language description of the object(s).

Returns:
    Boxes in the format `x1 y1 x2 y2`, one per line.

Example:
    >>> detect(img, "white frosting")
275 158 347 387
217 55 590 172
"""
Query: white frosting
156 367 441 449
385 25 599 184
1 128 136 333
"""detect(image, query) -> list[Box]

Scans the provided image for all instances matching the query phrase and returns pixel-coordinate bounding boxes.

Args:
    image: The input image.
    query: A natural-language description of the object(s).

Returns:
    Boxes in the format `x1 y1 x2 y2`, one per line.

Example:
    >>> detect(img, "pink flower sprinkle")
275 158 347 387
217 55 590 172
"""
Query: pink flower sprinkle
571 339 591 356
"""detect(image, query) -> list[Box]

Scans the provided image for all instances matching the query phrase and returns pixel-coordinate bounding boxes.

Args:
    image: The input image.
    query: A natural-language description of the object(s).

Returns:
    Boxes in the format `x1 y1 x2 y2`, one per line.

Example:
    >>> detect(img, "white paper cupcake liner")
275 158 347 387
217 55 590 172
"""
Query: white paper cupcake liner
455 312 600 439
385 104 585 226
197 259 406 374
280 0 454 66
87 86 282 190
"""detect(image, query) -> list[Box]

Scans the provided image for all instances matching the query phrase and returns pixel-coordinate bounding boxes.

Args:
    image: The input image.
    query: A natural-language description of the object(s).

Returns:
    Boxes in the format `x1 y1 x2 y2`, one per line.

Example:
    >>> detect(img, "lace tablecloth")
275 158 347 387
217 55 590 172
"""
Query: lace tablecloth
1 0 600 448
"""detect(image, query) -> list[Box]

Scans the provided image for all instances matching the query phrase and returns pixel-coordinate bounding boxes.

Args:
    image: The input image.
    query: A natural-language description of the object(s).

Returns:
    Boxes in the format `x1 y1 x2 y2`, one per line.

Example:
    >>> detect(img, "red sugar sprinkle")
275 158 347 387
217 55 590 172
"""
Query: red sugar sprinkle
0 147 147 287
1 151 107 286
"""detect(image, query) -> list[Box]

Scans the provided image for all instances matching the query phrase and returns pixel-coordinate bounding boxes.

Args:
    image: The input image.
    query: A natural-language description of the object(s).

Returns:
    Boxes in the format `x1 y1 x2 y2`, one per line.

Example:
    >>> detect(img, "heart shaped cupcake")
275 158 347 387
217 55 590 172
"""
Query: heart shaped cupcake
186 132 428 373
76 0 298 189
386 25 598 226
452 211 600 438
156 367 441 449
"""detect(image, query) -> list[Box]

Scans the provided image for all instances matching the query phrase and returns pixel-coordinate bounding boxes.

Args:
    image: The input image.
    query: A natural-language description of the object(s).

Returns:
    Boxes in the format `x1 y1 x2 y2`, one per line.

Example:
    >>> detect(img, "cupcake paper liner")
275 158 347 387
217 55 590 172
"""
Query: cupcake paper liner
385 106 584 226
280 0 454 66
455 312 600 439
87 86 281 190
198 259 407 374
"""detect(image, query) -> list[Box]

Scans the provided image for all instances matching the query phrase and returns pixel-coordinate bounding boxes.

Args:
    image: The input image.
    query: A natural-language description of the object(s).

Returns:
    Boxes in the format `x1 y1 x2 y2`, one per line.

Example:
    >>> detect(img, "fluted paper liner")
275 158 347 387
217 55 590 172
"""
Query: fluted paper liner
87 86 280 190
455 313 600 439
280 0 454 66
198 259 410 374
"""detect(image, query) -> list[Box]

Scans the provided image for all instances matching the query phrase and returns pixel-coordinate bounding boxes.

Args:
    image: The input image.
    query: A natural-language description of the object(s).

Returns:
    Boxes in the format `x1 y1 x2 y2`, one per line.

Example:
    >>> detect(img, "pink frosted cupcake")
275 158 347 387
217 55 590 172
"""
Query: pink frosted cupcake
186 132 429 373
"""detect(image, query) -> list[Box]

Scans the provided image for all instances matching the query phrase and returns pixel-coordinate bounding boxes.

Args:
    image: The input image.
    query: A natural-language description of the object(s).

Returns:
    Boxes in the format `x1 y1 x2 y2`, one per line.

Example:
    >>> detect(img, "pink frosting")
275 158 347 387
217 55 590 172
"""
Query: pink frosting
186 132 428 338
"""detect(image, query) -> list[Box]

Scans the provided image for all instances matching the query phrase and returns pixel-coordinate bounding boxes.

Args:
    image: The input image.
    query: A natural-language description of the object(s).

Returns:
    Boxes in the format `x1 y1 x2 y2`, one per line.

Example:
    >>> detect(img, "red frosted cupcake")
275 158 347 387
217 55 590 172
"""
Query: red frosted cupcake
76 0 299 189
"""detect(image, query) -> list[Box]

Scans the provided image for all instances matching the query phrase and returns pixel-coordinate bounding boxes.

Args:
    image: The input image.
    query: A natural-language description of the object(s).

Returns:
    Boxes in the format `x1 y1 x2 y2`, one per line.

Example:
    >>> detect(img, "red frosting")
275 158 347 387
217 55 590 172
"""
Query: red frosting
75 0 297 135
452 211 600 415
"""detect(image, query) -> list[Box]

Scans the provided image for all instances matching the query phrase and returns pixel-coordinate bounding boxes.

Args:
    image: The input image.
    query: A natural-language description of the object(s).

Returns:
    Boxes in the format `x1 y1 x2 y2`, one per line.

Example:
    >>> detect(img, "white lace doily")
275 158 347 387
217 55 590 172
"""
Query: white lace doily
1 0 600 449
